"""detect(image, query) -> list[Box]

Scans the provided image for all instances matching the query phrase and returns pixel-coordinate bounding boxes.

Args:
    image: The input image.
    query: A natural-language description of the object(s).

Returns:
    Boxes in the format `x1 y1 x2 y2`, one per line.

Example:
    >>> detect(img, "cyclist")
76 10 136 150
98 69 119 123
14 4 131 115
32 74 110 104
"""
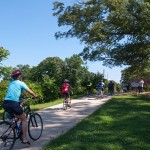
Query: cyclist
96 80 105 98
108 80 115 95
61 79 72 107
2 70 37 145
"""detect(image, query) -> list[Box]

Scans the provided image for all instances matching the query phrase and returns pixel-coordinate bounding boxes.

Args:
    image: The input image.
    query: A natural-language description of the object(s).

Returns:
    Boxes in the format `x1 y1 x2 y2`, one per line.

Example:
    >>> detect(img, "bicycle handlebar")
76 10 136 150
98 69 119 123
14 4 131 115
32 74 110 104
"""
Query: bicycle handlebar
19 96 39 106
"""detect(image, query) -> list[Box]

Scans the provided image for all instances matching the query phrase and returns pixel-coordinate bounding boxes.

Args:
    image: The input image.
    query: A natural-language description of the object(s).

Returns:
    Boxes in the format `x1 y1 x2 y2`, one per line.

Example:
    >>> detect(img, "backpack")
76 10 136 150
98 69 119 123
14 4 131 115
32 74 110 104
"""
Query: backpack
61 83 69 93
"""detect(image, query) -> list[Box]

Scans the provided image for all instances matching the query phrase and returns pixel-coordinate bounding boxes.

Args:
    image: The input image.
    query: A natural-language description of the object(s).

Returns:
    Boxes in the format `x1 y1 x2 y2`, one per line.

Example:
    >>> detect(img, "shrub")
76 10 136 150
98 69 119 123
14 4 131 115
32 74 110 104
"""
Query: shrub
0 80 9 109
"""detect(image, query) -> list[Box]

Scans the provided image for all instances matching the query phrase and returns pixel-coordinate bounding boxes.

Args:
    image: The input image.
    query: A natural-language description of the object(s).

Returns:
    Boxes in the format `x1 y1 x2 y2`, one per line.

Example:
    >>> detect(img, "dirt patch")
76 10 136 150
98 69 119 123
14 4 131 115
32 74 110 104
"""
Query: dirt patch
139 92 150 96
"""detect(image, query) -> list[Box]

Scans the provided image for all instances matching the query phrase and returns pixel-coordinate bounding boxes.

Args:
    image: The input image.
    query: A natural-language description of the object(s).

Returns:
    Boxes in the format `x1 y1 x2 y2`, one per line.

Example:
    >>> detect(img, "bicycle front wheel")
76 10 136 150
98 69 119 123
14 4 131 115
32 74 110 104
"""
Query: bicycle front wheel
63 100 67 110
0 121 16 150
28 113 43 141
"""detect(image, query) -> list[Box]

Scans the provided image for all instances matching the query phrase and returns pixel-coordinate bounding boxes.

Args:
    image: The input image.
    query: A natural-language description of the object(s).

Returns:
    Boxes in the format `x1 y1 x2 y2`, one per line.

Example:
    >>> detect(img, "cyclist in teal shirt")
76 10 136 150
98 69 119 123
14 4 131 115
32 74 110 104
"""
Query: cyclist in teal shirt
3 70 37 145
4 80 28 102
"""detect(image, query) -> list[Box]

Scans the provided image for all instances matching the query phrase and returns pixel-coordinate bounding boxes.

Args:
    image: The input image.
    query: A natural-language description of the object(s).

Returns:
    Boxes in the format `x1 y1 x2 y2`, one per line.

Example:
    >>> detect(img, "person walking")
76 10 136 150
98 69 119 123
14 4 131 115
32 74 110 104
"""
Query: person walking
138 78 144 93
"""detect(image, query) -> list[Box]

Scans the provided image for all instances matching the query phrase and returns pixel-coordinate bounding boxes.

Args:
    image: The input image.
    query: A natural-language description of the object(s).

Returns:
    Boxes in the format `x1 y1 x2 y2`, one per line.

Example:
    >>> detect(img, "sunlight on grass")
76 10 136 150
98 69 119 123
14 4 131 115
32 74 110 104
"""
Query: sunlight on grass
43 94 150 150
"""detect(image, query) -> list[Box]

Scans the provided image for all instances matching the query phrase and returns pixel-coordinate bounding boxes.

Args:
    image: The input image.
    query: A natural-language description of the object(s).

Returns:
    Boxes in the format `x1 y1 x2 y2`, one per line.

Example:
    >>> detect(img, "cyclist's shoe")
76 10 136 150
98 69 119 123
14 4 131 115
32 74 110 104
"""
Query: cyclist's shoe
21 141 31 145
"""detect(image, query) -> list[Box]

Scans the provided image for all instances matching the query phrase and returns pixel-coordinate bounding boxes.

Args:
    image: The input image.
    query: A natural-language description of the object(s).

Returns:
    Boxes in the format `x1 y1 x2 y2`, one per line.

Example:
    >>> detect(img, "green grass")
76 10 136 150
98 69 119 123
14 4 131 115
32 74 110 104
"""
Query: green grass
43 94 150 150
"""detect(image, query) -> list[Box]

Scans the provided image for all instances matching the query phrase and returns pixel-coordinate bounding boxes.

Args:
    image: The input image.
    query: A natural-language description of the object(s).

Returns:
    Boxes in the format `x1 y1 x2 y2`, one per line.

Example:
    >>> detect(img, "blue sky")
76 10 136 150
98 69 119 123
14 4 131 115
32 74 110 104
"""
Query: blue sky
0 0 124 83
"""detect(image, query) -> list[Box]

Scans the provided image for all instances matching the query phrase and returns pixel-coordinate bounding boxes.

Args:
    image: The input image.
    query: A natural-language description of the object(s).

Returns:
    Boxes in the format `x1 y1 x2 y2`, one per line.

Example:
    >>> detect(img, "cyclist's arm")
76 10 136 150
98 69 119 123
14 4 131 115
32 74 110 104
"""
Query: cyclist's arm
26 88 37 97
69 85 73 94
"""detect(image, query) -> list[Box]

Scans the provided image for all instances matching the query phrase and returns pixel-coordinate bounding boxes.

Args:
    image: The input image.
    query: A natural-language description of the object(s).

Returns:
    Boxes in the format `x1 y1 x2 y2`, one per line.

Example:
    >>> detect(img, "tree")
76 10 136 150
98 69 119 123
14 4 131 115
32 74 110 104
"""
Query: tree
0 47 9 63
0 66 13 80
16 64 31 80
53 0 150 70
0 47 10 78
121 66 150 82
32 57 65 84
63 54 87 86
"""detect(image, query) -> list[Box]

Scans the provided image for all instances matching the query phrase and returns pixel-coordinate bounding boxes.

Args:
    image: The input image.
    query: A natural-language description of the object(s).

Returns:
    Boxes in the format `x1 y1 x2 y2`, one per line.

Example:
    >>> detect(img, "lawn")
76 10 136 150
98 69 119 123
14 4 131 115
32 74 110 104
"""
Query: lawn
43 94 150 150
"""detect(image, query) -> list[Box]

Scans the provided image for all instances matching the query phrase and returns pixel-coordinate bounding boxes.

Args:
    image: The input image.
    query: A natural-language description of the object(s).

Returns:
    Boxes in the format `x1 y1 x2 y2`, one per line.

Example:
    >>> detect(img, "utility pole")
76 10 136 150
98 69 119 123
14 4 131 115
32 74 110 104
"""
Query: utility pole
103 69 105 79
107 73 108 80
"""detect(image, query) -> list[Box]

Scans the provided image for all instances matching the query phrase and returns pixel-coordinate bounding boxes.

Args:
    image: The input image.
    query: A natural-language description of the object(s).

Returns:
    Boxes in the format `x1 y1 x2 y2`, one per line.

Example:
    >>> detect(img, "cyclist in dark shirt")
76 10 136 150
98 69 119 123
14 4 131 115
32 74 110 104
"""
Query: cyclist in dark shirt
108 81 115 95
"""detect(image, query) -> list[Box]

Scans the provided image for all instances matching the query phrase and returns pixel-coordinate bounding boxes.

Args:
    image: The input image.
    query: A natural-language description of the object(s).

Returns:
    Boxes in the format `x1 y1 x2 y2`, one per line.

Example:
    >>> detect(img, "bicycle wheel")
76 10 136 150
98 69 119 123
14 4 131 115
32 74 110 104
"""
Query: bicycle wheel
0 121 16 150
68 100 71 108
63 100 67 110
28 113 43 140
2 111 13 122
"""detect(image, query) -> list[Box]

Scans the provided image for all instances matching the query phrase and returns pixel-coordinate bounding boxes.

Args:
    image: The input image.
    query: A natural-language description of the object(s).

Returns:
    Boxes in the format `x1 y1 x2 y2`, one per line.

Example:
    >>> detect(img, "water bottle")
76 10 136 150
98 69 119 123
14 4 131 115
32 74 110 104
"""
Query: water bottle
7 113 14 119
18 122 22 133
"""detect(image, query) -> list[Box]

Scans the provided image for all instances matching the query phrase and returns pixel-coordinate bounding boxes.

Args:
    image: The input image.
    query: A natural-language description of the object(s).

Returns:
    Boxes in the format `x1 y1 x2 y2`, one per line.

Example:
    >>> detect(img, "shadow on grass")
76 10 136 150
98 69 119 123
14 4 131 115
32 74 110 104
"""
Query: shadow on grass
43 94 150 150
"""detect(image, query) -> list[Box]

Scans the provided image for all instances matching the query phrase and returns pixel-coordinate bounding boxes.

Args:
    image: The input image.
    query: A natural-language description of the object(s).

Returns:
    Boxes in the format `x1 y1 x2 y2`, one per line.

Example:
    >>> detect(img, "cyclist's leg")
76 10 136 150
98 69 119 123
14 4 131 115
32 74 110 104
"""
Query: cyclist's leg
66 92 70 107
64 93 67 101
13 102 29 144
101 88 104 97
63 93 67 110
66 92 71 107
16 113 28 143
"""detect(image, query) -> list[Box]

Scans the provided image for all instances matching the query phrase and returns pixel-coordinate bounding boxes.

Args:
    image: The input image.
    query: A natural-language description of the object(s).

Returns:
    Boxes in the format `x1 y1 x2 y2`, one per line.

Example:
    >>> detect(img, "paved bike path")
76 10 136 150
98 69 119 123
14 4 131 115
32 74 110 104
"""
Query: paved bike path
13 95 112 150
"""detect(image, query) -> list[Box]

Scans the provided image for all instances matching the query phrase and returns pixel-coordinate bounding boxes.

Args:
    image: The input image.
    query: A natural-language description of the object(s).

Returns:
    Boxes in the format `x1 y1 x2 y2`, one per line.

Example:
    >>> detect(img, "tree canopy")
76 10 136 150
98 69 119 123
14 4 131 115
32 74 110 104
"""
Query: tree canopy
0 47 9 63
0 47 10 78
53 0 150 70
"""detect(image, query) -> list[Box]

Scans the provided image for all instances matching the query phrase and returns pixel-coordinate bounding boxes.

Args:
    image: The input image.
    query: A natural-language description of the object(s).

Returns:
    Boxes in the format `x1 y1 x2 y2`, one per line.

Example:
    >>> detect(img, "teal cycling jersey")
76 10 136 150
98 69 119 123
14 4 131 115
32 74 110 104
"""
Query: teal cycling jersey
4 80 28 102
97 82 105 89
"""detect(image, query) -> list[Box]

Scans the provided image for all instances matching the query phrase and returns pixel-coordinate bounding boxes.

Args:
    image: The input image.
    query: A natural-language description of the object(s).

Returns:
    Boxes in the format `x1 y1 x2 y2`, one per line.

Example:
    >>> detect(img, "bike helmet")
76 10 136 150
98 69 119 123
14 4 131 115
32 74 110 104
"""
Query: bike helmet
11 70 21 77
64 79 69 83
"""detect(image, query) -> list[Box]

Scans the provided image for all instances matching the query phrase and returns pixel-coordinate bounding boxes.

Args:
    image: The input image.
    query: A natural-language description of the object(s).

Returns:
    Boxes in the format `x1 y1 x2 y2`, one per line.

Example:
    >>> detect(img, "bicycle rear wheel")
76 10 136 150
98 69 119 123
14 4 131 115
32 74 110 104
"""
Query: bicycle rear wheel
28 113 43 141
63 100 68 110
2 111 13 122
0 121 16 150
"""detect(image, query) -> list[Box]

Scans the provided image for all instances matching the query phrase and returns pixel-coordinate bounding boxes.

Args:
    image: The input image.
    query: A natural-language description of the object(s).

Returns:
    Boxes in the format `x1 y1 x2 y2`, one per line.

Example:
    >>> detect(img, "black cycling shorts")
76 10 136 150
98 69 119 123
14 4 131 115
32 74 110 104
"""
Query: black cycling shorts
2 100 23 116
98 88 104 91
62 92 69 99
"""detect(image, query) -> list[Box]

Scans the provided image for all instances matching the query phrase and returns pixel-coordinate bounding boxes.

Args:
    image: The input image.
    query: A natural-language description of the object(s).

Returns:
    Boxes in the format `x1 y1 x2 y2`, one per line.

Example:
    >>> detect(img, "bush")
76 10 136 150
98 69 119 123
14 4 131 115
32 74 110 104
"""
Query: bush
41 79 61 102
73 86 86 95
0 80 9 109
25 80 44 104
0 80 44 108
144 84 150 91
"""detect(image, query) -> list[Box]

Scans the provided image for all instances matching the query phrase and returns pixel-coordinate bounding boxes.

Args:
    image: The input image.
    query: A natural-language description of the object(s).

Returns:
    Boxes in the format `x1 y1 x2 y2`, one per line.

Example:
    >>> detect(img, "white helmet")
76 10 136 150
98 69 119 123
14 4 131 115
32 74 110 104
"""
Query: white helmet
64 79 69 83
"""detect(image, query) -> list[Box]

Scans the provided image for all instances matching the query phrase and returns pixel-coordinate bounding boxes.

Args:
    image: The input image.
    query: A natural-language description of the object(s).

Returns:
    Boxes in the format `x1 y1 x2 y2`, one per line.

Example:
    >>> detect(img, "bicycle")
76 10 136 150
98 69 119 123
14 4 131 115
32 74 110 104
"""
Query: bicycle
63 93 71 111
0 97 43 150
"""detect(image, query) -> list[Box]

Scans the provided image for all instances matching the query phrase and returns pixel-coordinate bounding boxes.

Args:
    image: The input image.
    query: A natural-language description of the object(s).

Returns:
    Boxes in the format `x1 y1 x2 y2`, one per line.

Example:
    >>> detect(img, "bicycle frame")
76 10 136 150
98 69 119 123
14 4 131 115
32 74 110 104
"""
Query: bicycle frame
1 117 22 142
0 97 43 149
